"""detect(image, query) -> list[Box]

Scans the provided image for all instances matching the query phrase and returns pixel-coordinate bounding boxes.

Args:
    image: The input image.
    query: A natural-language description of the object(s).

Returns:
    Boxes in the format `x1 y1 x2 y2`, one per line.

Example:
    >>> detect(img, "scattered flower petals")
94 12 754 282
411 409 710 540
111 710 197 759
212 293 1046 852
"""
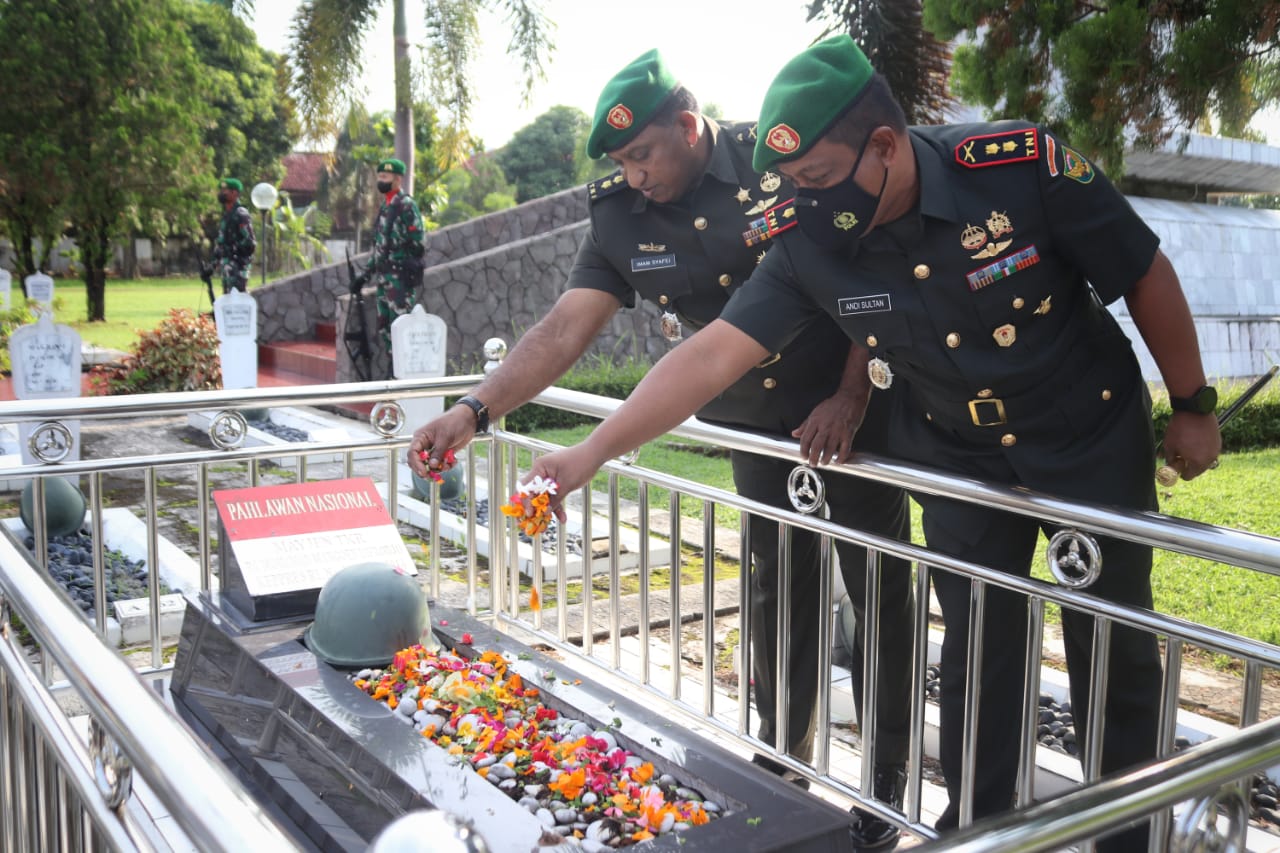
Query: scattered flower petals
500 477 558 537
417 448 458 483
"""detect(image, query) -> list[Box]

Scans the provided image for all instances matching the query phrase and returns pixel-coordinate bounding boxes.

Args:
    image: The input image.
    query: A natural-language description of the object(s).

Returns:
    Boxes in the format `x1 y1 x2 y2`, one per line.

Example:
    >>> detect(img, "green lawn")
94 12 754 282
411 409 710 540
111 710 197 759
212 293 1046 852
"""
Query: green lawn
41 276 268 352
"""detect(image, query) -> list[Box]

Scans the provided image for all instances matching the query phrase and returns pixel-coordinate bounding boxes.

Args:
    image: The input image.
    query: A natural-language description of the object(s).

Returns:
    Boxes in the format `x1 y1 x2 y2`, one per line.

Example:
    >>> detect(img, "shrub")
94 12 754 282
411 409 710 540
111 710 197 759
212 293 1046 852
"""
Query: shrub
0 302 36 374
1152 376 1280 453
88 308 221 395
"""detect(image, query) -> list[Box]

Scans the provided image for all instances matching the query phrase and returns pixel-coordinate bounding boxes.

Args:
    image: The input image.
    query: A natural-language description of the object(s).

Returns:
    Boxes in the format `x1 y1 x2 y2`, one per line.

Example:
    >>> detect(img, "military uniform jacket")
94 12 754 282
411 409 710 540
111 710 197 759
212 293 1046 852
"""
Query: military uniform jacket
723 121 1161 500
571 118 866 437
213 204 255 276
370 190 426 280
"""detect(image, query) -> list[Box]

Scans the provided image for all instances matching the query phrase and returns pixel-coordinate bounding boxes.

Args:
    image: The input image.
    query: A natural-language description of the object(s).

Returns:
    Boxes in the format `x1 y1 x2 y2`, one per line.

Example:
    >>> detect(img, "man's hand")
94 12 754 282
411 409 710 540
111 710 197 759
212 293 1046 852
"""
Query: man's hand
349 271 368 296
522 444 605 523
792 392 866 466
408 406 479 477
1161 411 1222 481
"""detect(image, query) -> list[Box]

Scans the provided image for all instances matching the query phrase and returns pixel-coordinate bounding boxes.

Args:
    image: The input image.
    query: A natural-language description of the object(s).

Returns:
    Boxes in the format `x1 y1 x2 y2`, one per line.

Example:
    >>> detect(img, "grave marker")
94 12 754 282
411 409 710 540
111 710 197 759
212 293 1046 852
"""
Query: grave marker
213 288 258 389
8 312 81 465
391 304 447 426
24 272 53 315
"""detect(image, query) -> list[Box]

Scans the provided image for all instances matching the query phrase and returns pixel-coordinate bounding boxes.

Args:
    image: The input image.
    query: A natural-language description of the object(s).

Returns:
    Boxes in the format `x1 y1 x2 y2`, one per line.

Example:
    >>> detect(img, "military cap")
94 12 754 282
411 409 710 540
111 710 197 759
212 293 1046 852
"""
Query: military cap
218 178 243 192
753 34 875 172
377 158 407 175
585 49 680 159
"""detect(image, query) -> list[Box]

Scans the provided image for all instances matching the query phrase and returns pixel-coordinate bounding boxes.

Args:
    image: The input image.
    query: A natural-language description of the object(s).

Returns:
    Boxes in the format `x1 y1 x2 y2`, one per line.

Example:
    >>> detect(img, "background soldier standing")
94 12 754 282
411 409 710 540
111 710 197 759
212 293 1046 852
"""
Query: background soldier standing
212 178 255 293
351 157 426 374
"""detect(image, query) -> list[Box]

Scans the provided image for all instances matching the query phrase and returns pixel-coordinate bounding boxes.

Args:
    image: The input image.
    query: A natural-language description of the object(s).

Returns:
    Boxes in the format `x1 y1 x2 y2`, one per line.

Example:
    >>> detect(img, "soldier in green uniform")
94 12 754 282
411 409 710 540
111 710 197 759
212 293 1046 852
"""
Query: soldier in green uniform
352 158 426 372
409 49 915 850
212 178 255 293
524 35 1222 852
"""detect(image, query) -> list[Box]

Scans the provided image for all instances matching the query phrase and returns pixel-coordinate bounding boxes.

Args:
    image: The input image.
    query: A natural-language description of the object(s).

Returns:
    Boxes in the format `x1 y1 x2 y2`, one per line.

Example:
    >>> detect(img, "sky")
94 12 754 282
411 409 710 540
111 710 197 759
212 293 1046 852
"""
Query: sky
251 0 830 151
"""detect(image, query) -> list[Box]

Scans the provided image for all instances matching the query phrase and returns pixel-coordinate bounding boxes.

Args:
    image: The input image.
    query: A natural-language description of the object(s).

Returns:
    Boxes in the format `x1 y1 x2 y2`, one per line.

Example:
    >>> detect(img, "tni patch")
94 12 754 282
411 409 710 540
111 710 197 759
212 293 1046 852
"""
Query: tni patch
955 129 1039 169
966 245 1040 291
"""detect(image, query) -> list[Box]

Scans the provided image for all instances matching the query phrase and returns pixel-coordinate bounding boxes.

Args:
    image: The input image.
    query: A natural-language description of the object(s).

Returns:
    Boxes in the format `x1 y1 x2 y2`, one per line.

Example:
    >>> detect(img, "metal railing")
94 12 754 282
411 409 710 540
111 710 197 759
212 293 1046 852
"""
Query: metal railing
1 376 1278 851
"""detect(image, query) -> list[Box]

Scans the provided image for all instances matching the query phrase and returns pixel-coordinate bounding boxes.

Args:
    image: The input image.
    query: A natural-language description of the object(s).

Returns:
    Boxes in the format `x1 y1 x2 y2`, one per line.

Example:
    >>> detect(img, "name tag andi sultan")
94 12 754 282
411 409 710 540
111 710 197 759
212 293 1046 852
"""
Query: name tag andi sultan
630 253 677 273
838 294 892 316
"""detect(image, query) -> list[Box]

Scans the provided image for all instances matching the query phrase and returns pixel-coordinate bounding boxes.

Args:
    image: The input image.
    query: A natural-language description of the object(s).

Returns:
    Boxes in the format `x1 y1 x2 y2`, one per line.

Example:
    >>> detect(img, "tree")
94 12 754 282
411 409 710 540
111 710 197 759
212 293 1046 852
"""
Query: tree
436 154 518 226
496 105 593 202
288 0 554 192
184 2 297 186
0 0 213 321
807 0 953 125
923 0 1280 173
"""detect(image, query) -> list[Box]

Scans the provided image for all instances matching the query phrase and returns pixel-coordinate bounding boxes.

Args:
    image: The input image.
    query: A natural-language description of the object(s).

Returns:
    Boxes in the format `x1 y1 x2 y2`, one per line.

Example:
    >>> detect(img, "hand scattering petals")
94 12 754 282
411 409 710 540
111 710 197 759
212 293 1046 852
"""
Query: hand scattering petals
500 477 559 537
417 448 457 483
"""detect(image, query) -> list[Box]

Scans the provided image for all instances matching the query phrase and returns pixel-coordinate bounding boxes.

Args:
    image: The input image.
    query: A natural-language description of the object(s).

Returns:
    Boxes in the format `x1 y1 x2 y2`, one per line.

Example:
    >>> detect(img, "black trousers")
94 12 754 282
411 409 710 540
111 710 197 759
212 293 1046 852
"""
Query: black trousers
920 492 1161 852
732 449 914 767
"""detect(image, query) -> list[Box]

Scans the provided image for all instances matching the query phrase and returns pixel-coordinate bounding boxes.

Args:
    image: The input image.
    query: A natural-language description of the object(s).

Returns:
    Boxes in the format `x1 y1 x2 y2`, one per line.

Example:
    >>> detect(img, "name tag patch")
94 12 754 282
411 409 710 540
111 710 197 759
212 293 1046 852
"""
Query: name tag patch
838 293 892 316
630 253 677 272
966 245 1040 291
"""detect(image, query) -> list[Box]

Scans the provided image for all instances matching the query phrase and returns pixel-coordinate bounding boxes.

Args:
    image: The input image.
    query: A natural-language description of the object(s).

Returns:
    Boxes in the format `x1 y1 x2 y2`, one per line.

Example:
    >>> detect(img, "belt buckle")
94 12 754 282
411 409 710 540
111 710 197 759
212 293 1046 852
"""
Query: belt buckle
968 398 1007 426
756 352 782 369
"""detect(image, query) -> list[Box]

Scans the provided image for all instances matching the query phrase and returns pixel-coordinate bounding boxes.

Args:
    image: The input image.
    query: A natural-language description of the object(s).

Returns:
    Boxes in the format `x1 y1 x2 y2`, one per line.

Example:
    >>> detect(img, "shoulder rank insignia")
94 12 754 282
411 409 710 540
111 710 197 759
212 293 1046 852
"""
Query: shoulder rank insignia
588 171 627 201
743 199 798 247
955 128 1038 169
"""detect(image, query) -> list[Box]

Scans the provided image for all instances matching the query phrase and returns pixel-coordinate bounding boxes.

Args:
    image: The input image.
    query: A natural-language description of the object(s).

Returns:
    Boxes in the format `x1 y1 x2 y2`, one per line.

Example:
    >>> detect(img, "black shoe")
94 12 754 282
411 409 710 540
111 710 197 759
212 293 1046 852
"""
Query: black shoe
751 753 811 791
849 764 905 851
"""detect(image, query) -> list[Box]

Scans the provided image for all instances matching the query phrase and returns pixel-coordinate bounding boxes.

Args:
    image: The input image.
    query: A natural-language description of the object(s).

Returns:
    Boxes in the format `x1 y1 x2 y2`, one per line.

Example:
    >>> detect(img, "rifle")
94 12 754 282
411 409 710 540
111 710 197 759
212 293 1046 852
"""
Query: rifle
343 248 373 382
196 241 217 308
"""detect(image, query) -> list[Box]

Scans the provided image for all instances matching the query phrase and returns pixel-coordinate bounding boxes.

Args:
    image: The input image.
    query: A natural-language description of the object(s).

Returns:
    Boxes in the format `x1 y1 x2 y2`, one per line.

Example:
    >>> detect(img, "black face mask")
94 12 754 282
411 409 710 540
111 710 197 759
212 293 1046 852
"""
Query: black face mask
794 131 886 250
376 180 394 194
216 192 230 205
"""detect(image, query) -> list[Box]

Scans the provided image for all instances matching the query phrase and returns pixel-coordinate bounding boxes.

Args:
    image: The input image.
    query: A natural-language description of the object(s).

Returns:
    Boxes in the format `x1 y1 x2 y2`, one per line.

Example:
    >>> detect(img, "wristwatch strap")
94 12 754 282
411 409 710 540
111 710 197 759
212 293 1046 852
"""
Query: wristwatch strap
455 395 490 433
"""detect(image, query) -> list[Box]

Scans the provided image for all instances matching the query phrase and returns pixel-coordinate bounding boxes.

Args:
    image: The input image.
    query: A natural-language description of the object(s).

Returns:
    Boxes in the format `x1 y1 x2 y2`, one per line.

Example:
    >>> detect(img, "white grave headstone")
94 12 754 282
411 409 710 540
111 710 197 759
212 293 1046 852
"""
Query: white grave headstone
391 304 447 425
24 273 53 316
214 289 258 390
0 269 11 312
8 312 81 465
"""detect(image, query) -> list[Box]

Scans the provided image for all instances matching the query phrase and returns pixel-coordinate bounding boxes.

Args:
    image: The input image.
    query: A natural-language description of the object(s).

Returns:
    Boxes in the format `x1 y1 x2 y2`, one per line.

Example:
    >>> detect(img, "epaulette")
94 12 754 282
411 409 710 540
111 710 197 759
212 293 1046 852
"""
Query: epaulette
587 171 627 202
954 127 1039 169
733 123 759 145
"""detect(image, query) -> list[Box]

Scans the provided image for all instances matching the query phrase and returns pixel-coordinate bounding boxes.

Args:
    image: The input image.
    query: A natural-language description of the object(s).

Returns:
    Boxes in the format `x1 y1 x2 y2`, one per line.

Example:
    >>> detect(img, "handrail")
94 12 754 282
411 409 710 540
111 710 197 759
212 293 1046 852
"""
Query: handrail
0 530 298 850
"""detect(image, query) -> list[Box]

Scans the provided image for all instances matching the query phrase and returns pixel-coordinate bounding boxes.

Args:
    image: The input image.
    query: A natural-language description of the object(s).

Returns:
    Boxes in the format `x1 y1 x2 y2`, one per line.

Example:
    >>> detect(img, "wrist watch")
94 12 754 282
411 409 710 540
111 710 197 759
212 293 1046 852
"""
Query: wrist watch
455 395 490 433
1169 385 1218 415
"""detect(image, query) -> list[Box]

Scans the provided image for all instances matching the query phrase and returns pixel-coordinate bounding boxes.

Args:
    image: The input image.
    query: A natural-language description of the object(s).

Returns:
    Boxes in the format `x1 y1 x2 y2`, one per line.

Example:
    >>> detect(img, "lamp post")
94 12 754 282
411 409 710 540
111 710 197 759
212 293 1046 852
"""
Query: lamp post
250 182 278 287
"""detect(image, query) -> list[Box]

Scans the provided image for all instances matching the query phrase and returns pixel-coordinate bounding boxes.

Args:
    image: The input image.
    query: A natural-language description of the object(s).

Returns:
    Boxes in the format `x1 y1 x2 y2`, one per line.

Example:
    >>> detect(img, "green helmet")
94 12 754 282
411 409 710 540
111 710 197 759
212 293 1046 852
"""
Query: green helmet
21 477 87 539
304 562 433 668
410 464 465 503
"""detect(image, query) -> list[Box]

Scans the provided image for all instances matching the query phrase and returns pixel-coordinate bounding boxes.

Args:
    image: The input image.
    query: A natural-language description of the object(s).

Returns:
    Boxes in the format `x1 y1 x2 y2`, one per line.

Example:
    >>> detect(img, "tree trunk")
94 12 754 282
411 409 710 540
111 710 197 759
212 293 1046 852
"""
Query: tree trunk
82 226 109 321
393 0 415 195
121 234 138 279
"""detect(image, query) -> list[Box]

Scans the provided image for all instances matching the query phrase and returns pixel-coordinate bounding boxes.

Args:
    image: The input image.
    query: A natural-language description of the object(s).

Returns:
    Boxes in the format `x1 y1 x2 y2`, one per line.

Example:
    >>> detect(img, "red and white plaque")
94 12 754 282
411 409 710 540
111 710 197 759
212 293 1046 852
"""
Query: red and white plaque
213 477 416 599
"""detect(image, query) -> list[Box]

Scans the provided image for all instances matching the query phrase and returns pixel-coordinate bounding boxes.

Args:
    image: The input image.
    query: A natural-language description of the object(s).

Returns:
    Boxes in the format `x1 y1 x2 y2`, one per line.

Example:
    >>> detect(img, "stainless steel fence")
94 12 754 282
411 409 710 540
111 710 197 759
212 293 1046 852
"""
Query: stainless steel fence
1 376 1278 851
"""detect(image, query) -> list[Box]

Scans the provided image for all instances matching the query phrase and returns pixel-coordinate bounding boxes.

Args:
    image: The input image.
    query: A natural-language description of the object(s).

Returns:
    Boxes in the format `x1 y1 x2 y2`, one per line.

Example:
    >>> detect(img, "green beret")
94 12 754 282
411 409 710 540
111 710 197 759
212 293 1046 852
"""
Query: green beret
377 158 406 175
218 178 243 192
585 49 680 159
753 34 875 172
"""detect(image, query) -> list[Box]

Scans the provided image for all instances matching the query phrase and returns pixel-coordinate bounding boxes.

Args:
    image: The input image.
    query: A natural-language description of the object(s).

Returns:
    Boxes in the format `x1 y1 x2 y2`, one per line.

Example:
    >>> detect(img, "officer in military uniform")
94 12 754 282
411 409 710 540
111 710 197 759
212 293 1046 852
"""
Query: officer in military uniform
352 158 426 371
212 178 255 293
409 49 915 850
523 35 1222 853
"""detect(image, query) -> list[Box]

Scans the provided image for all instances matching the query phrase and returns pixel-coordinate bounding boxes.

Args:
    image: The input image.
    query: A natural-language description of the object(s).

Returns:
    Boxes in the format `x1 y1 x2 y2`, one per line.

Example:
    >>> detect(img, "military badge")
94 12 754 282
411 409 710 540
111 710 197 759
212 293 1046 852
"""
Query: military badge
986 211 1012 238
742 199 798 247
607 104 633 130
660 311 683 342
638 242 666 252
756 250 767 265
1045 134 1060 177
992 324 1017 347
744 195 778 216
588 171 627 201
735 187 752 204
868 358 894 390
966 245 1041 291
1034 296 1052 315
759 171 782 193
955 128 1039 169
764 125 801 156
1061 145 1095 184
960 223 988 253
833 211 859 231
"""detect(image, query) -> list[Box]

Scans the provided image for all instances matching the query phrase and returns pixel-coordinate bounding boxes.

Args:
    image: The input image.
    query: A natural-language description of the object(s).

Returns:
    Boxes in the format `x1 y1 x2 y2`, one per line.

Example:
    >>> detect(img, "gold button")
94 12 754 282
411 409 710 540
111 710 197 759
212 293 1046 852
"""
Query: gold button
1012 297 1025 310
1101 389 1112 401
694 216 708 230
762 378 777 390
659 295 669 305
1001 433 1017 447
977 389 993 398
719 274 732 287
866 335 878 348
926 413 932 421
946 332 961 348
913 264 931 280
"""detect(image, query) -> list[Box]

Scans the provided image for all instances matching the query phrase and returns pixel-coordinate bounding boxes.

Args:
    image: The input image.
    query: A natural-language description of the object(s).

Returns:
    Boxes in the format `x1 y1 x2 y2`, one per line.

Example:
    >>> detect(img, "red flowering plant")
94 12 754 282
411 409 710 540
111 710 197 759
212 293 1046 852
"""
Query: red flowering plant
351 645 719 845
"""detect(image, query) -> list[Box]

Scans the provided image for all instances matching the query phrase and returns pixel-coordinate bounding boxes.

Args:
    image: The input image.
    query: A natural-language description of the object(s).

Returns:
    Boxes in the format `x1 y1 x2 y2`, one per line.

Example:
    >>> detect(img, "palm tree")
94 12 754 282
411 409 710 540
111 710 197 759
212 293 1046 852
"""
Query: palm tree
806 0 953 125
288 0 553 193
